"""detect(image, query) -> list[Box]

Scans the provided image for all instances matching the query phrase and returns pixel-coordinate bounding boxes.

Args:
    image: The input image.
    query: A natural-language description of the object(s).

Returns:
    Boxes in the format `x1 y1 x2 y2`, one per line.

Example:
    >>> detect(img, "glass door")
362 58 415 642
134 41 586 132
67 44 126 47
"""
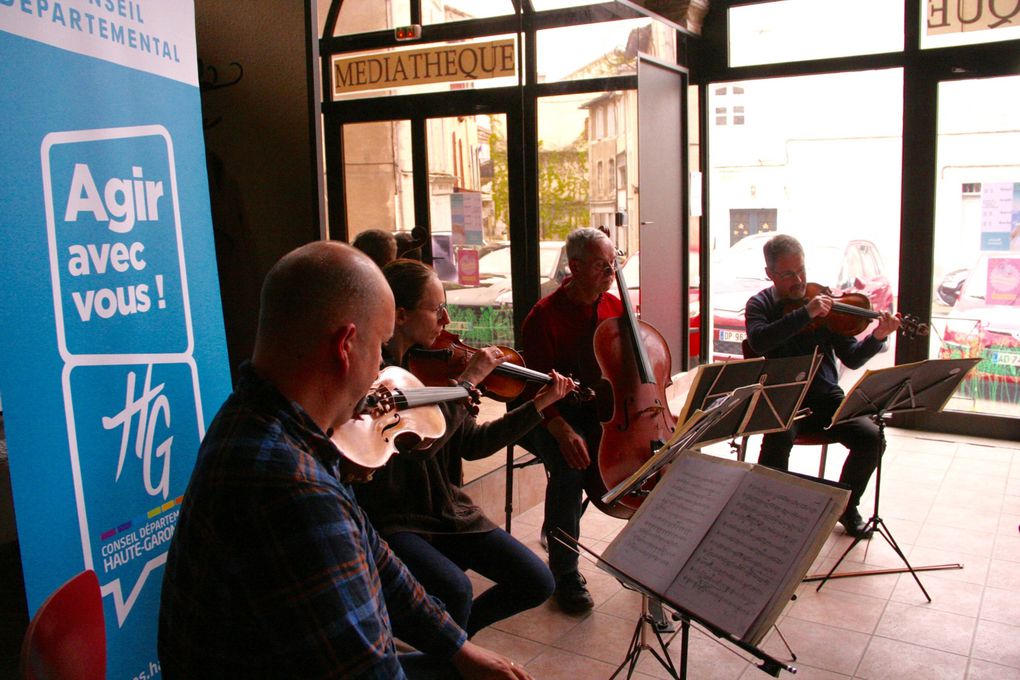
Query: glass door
928 75 1020 419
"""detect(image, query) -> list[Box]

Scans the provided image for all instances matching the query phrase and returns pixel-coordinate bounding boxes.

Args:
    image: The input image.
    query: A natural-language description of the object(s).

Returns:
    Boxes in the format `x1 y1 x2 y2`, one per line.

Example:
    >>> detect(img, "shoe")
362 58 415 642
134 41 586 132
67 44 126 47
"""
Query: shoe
554 571 594 613
839 507 874 539
539 530 548 552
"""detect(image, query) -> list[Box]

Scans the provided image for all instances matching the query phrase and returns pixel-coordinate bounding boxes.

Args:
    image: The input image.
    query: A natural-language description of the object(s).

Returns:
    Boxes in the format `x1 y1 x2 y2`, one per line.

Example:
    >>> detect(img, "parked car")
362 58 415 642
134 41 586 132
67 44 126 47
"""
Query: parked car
443 241 567 346
711 235 894 361
937 252 1020 405
935 267 970 307
608 251 702 362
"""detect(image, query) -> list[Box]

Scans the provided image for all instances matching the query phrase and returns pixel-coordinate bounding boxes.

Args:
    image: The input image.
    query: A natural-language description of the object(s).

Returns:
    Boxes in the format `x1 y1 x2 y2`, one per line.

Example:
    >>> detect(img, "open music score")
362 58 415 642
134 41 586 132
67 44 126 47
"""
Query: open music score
598 450 848 645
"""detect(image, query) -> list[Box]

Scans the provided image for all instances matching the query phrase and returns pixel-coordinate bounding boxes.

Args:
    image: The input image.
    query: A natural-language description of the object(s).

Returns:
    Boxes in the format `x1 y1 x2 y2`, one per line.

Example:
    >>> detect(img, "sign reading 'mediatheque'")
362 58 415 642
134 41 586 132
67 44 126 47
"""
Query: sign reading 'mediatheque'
333 38 516 96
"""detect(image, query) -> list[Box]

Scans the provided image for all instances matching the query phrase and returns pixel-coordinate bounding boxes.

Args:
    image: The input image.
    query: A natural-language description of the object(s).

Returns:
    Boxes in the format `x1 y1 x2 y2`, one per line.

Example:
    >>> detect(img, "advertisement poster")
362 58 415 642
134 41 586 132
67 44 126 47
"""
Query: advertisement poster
0 2 231 677
979 182 1016 251
987 257 1020 306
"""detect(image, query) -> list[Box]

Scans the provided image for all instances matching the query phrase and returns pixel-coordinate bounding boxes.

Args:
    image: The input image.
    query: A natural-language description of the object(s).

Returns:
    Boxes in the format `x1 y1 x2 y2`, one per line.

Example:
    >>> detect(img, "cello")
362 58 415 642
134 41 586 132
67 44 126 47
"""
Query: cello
588 245 676 519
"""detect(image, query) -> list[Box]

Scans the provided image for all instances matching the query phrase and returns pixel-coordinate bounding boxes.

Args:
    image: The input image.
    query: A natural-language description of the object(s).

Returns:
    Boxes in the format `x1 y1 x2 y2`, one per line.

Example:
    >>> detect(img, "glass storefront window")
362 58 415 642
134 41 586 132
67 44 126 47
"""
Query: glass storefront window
707 69 904 393
728 0 903 67
422 0 516 24
536 19 674 83
427 114 517 348
342 120 416 240
320 0 411 37
930 76 1020 418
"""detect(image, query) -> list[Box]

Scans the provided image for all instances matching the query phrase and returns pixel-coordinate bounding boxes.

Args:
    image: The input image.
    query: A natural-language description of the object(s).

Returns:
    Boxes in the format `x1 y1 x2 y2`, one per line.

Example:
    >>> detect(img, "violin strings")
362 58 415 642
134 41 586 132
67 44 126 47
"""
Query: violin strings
397 387 470 409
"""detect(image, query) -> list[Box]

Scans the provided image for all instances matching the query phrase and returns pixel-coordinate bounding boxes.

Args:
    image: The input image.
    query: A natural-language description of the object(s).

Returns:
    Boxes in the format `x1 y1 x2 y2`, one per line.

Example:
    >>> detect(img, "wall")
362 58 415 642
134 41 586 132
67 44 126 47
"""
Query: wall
194 0 323 376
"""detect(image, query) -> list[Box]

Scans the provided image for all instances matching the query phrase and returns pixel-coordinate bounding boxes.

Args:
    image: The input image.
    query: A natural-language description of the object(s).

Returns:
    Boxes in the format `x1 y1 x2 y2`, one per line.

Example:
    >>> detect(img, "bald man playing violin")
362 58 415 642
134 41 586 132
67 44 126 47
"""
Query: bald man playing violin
159 241 533 680
744 234 901 539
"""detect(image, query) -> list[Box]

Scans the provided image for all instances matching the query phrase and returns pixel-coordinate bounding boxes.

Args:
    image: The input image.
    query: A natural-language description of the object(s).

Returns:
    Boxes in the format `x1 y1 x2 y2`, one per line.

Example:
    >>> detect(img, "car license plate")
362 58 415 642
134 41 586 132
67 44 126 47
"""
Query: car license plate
717 329 746 343
990 349 1020 367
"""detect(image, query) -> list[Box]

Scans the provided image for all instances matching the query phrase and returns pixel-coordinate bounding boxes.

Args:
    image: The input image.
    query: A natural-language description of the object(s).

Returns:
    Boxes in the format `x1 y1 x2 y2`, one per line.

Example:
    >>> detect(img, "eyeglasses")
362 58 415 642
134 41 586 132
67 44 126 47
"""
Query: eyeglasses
773 266 806 282
418 302 448 317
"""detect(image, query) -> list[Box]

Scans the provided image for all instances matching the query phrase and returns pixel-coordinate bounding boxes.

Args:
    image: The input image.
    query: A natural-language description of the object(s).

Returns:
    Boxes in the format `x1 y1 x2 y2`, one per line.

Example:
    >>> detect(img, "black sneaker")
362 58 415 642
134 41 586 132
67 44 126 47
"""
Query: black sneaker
839 507 874 539
554 571 594 613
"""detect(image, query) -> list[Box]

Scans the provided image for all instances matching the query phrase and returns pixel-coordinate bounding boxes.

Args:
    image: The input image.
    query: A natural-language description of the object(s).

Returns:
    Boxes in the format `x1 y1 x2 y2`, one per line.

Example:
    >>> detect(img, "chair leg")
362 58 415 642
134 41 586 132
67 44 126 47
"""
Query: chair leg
739 435 749 463
505 444 514 532
817 443 828 478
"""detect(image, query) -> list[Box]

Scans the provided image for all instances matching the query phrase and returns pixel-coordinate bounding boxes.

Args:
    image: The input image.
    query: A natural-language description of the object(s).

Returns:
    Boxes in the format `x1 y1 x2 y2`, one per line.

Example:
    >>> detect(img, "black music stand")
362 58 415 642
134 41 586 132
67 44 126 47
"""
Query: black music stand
812 357 981 600
675 351 822 447
552 530 795 680
599 377 814 678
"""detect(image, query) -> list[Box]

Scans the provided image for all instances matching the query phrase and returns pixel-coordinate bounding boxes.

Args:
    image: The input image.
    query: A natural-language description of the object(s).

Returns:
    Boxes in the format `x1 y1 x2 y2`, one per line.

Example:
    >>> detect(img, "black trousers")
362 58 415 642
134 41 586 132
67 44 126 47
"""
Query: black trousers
758 390 881 510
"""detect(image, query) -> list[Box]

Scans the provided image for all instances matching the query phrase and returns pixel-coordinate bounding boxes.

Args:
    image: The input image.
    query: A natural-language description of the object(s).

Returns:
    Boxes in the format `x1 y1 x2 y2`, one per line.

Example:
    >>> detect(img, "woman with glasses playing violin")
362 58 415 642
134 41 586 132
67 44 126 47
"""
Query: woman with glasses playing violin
354 259 574 637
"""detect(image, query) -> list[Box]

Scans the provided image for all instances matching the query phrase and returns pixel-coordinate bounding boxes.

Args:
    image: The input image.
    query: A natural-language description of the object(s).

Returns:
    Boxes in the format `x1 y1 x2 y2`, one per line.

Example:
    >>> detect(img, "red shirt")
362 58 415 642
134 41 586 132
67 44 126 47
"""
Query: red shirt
520 277 623 421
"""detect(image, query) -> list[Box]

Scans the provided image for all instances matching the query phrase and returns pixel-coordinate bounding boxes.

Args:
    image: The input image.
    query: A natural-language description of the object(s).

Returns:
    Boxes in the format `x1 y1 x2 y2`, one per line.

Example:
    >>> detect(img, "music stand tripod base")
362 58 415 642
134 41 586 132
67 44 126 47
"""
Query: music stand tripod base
812 358 979 601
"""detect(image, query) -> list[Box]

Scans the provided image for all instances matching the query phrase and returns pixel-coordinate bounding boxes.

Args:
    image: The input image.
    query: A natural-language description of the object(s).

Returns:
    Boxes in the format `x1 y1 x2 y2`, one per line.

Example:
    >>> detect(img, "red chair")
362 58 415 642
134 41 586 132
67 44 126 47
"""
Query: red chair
20 569 106 680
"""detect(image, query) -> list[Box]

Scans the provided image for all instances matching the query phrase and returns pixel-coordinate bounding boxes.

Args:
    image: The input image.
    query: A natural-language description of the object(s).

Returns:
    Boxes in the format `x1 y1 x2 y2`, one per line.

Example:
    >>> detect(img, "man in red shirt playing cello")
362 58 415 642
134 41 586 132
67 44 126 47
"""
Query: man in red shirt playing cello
519 228 623 613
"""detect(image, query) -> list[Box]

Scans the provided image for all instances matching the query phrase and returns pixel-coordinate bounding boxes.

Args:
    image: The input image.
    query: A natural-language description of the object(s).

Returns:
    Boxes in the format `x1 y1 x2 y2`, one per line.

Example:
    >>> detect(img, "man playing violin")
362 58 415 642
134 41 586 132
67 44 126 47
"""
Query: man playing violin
355 258 573 637
159 242 533 680
519 228 624 612
745 234 901 539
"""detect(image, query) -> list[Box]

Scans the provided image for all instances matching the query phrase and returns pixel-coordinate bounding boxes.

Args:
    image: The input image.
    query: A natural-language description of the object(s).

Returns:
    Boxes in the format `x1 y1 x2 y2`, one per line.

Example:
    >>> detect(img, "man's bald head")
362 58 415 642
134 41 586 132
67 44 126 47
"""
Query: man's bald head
254 241 388 364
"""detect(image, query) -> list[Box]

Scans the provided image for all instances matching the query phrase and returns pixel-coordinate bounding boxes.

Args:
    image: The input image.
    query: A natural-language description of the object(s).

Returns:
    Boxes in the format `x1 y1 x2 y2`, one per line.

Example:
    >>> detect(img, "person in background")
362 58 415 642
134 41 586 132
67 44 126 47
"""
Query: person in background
353 228 398 268
744 234 901 539
395 230 424 261
159 241 532 679
356 258 571 637
518 228 623 613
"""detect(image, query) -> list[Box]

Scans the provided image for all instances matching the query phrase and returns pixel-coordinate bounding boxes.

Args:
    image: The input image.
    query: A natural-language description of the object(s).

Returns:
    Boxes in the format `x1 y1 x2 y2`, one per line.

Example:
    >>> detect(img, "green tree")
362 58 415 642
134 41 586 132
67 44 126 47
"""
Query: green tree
488 120 590 240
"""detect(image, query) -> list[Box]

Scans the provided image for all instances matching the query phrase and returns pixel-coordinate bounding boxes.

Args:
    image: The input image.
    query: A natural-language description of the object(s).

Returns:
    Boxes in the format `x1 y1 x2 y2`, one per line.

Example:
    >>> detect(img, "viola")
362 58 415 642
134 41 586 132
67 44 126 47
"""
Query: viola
406 329 593 403
589 245 676 519
786 282 929 338
331 366 479 470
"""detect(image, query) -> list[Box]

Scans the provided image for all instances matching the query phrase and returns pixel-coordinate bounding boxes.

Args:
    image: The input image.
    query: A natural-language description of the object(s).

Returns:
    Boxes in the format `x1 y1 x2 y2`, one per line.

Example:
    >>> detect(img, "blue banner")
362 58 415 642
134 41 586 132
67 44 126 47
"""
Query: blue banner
1 3 231 677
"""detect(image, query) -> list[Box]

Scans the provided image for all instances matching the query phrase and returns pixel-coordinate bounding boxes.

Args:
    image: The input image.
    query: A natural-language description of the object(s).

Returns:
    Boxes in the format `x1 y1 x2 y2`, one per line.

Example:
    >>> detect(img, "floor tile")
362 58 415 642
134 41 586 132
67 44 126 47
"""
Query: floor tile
889 571 984 617
971 619 1020 670
914 524 996 559
986 558 1020 591
757 616 870 676
785 587 887 634
469 627 548 666
523 646 628 679
856 636 968 680
874 600 976 656
967 659 1020 680
978 586 1020 627
991 533 1020 562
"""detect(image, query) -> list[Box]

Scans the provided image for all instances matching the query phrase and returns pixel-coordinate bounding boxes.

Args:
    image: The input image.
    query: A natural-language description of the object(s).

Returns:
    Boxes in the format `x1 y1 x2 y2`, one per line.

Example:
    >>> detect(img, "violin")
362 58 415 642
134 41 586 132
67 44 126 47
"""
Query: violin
331 366 479 470
787 282 929 338
589 242 676 519
406 329 593 403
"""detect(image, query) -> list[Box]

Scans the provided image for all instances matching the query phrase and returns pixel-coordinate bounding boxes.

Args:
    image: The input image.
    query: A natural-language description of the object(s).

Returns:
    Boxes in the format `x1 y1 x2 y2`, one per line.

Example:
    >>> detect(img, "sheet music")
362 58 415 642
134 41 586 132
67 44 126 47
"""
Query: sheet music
601 454 746 594
665 469 834 639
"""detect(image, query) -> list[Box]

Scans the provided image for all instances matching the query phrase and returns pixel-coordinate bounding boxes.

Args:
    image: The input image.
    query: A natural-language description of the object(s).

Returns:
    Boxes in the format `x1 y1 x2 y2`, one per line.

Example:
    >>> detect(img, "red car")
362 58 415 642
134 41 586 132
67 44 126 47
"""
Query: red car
711 235 894 361
609 251 701 363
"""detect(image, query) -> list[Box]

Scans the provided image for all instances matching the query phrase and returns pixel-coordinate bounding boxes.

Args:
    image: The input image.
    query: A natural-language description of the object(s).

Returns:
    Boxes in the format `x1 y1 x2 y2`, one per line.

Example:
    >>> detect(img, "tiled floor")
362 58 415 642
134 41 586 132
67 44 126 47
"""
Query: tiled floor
469 428 1020 680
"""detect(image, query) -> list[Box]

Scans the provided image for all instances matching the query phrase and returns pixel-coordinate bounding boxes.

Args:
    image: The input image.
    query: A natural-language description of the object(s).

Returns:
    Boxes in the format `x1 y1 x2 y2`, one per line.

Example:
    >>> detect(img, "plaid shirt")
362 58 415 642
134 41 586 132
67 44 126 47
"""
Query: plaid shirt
158 363 465 679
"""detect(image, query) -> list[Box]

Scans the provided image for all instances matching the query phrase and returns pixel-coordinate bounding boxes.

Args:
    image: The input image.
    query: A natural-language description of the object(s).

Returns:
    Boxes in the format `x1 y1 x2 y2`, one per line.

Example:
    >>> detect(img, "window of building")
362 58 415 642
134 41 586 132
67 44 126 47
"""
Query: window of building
728 0 903 67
